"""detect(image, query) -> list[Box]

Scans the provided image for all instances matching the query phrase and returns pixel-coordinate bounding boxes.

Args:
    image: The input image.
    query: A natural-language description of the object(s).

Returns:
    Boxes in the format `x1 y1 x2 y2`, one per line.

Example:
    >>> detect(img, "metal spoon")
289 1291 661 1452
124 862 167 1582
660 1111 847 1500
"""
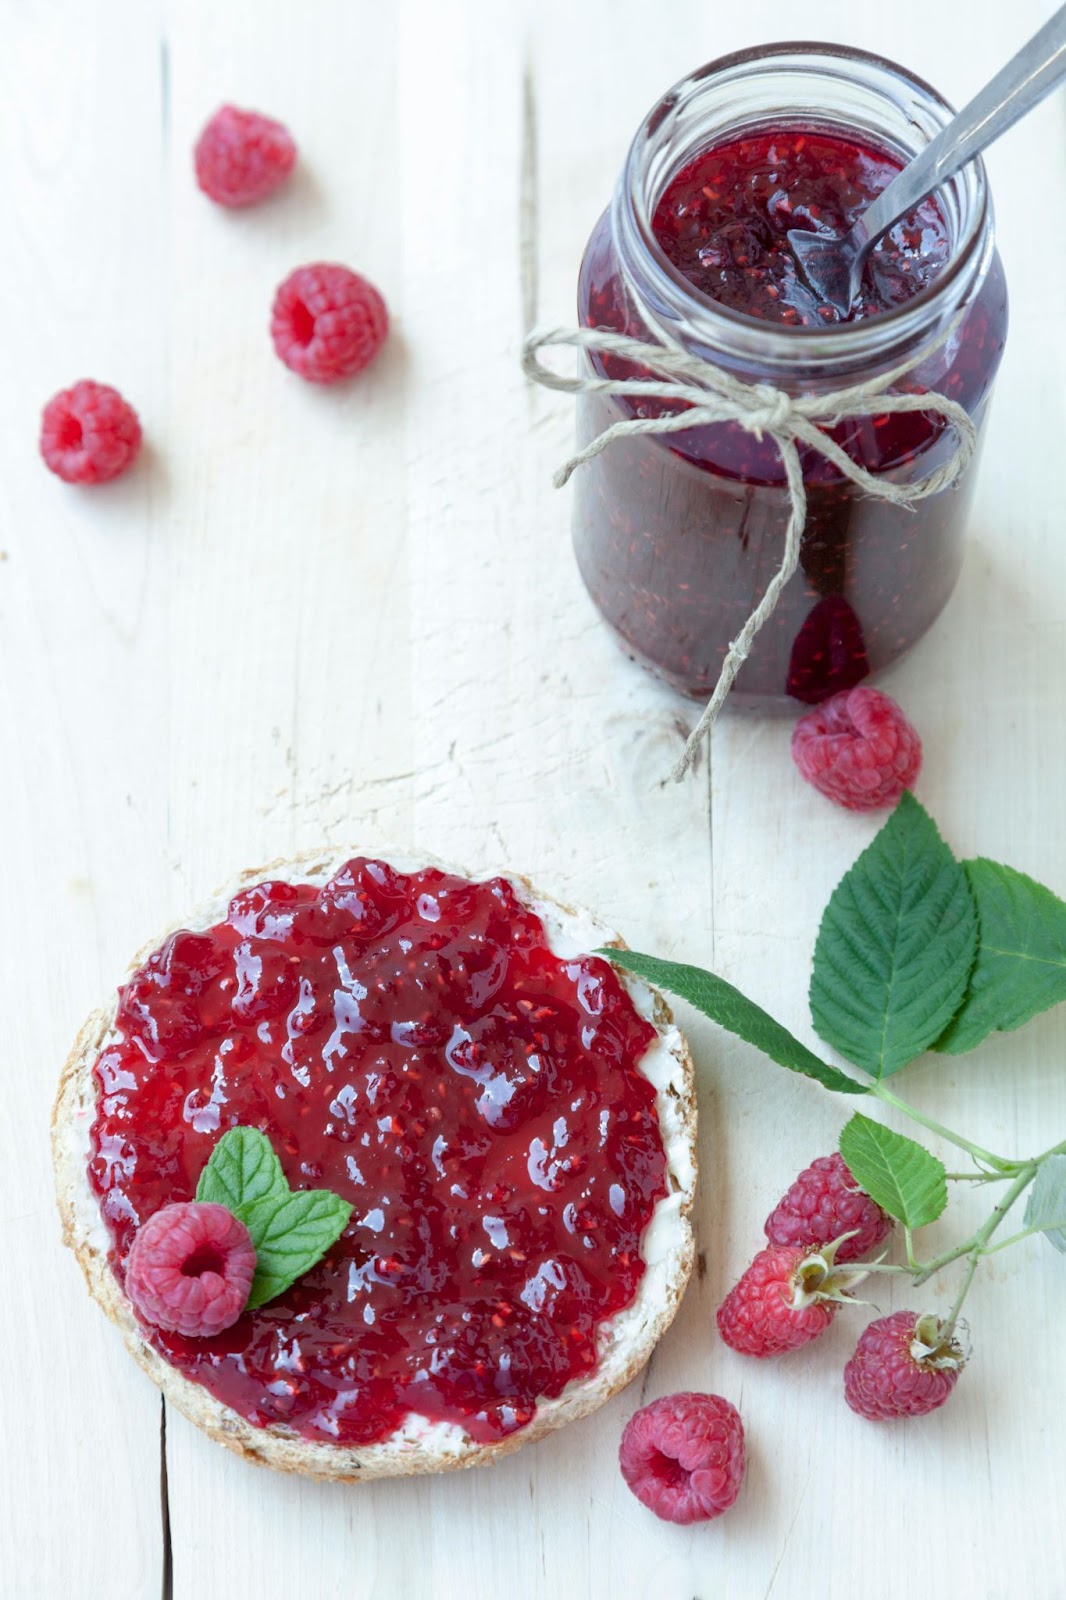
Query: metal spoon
789 4 1066 317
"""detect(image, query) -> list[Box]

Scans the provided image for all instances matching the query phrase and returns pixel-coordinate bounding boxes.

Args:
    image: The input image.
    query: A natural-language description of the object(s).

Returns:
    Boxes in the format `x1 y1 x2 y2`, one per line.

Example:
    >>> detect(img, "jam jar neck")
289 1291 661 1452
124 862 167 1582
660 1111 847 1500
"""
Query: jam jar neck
610 42 996 391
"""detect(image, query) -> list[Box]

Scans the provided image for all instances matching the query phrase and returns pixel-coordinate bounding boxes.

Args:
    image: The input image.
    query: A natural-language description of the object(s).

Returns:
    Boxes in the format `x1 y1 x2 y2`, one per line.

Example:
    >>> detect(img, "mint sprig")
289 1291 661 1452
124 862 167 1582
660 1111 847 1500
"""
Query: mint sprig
810 793 977 1079
196 1126 352 1310
195 1122 284 1214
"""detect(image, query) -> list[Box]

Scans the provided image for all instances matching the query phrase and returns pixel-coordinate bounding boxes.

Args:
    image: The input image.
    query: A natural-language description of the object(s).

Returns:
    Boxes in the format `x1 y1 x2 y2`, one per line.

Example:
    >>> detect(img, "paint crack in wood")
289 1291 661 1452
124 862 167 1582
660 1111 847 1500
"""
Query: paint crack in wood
159 28 171 156
519 49 539 340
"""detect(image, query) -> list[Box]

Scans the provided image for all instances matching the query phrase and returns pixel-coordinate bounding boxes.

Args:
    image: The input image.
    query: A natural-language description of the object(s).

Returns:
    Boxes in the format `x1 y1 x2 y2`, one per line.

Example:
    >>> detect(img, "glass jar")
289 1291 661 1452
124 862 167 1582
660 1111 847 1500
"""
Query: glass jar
573 44 1008 710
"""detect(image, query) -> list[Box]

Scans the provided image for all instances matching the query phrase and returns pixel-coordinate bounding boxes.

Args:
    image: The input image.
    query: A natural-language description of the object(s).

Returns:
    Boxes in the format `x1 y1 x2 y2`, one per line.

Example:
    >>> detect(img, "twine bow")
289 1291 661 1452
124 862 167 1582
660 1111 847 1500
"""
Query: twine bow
522 323 977 780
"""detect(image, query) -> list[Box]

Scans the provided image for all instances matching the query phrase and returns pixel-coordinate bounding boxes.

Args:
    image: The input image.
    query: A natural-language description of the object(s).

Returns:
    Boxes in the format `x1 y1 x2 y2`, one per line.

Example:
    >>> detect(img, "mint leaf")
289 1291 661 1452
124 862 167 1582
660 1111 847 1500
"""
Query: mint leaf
196 1126 285 1213
838 1113 947 1228
1024 1155 1066 1254
244 1189 354 1309
935 861 1066 1055
810 793 977 1078
601 950 866 1096
196 1125 353 1310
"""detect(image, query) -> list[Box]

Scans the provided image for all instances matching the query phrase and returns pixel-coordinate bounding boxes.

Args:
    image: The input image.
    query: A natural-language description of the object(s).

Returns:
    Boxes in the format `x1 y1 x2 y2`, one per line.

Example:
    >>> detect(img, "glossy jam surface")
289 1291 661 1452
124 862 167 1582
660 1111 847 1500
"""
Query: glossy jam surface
89 861 666 1445
574 121 1008 707
652 129 949 327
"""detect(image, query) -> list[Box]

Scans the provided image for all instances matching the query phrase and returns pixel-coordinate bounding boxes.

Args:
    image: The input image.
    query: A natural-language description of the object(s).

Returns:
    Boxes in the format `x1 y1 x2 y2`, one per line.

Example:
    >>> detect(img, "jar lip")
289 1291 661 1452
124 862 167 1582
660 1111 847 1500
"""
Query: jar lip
616 40 992 367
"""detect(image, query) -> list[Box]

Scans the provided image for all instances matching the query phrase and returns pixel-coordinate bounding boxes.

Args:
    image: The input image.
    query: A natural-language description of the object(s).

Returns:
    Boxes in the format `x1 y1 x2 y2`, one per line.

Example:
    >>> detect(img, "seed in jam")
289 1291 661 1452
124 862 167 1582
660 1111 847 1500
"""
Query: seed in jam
651 129 950 327
89 862 667 1446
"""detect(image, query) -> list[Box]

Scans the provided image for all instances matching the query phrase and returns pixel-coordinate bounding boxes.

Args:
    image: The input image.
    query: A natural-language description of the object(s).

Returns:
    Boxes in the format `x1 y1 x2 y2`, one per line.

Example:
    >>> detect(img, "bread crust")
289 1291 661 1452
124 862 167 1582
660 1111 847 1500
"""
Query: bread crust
53 848 697 1480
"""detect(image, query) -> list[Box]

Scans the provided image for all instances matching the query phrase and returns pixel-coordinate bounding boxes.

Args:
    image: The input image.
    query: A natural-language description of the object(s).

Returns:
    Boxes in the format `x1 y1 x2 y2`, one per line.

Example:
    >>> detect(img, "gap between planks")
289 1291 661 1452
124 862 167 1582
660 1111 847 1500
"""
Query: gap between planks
519 45 539 340
160 1398 173 1600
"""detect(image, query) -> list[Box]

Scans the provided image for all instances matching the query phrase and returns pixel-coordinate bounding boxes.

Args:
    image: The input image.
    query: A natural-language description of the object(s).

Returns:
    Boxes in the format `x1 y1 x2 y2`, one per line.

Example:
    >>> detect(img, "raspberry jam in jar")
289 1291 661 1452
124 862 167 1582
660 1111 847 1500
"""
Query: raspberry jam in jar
573 46 1008 708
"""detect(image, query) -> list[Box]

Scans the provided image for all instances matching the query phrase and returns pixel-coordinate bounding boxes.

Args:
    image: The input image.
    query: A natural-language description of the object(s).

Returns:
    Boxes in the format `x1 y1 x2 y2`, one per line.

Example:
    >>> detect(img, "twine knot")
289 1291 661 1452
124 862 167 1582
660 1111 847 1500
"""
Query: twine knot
522 322 977 779
743 383 795 437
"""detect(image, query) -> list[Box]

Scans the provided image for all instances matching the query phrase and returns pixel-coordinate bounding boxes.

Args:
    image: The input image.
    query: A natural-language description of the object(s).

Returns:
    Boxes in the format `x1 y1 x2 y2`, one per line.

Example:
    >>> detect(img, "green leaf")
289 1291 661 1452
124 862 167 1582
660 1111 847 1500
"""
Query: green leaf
1024 1155 1066 1255
244 1189 354 1309
196 1126 353 1310
196 1126 285 1213
935 861 1066 1055
838 1113 947 1228
810 792 977 1078
601 950 866 1096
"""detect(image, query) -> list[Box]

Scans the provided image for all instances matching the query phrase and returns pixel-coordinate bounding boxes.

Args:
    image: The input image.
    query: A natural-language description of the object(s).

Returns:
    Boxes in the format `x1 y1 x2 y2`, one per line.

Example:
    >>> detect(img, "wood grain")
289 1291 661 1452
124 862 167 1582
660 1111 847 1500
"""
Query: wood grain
4 0 1066 1595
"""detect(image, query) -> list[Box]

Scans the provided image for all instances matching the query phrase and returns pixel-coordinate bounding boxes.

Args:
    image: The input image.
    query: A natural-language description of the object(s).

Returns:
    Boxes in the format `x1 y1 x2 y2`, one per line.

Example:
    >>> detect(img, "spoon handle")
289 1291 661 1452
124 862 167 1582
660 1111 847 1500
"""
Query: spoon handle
857 2 1066 249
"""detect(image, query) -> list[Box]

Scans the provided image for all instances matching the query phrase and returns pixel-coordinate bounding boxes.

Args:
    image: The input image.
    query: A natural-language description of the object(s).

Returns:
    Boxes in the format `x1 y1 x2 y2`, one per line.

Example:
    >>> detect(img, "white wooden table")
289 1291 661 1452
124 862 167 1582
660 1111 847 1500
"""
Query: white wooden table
5 2 1066 1596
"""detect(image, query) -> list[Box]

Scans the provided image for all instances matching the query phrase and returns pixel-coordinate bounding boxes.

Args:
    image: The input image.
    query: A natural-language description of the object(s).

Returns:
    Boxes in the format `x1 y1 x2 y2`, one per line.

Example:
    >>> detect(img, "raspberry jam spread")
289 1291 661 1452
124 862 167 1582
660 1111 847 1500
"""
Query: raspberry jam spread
573 115 1008 708
652 130 949 327
89 861 667 1445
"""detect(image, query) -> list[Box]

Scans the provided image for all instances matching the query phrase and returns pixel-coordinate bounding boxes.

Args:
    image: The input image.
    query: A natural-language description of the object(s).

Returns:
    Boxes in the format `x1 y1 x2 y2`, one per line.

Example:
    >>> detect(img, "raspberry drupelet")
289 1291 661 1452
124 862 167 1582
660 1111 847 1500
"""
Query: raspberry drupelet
619 1392 745 1523
39 381 142 485
194 105 296 208
270 263 389 383
125 1202 256 1338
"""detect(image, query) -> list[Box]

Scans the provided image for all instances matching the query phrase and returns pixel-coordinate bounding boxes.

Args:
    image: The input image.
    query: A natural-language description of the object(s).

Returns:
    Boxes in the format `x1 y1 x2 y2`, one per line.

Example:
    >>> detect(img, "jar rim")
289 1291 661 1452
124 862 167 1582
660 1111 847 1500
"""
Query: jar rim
614 41 993 374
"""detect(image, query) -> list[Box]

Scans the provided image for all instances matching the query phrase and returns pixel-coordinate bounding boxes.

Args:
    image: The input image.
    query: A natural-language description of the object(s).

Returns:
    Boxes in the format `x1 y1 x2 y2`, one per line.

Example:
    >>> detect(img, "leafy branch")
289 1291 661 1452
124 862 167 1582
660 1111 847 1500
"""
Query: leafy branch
603 792 1066 1331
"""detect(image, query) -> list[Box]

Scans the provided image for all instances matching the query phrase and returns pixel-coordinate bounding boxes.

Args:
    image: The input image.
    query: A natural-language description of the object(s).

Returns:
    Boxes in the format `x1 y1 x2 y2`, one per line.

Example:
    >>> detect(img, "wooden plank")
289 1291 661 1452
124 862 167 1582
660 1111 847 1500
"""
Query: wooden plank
156 1 416 1594
708 5 1066 1600
393 5 716 1597
164 1 712 1595
0 2 170 1595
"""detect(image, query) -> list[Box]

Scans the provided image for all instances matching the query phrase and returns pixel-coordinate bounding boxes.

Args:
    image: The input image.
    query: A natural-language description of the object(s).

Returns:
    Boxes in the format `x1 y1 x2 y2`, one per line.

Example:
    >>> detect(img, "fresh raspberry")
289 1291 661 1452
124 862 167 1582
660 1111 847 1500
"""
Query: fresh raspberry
619 1392 745 1523
270 263 389 384
844 1310 965 1420
39 381 142 485
765 1151 893 1263
716 1244 844 1357
194 105 296 208
791 686 922 811
125 1201 255 1338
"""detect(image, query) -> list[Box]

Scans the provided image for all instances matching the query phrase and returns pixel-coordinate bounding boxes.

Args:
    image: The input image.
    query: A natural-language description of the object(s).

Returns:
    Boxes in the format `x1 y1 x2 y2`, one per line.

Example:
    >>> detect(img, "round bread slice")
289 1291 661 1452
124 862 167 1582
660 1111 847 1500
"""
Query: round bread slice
53 847 697 1480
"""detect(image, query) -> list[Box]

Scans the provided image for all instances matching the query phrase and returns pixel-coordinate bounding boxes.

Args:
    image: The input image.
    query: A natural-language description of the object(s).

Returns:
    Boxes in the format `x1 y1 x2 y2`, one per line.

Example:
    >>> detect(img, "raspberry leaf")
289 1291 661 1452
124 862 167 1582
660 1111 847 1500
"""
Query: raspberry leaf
934 862 1066 1055
601 951 866 1095
196 1126 353 1309
1023 1155 1066 1254
810 793 977 1078
838 1114 947 1228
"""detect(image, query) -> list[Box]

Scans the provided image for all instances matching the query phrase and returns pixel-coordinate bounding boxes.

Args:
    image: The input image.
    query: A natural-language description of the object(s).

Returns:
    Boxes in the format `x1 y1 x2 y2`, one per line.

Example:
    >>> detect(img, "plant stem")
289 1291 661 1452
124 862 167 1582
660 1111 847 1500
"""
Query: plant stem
1031 1136 1066 1164
982 1219 1066 1255
835 1169 1050 1295
941 1251 981 1336
943 1170 1011 1183
870 1083 1018 1172
848 1166 1043 1295
938 1164 1039 1335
